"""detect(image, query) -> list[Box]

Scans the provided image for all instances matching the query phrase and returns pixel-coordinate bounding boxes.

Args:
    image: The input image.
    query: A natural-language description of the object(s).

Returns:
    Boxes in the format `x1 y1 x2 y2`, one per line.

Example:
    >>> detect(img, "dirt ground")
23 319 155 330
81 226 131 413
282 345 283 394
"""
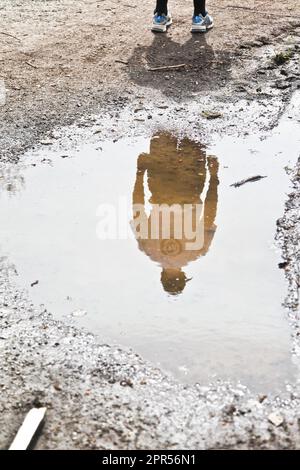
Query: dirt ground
1 0 300 160
1 0 300 450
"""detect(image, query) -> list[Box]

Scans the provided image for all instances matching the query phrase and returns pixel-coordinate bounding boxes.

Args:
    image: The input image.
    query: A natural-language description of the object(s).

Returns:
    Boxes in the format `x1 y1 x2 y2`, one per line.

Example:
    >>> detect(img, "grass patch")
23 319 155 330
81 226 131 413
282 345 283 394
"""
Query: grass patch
273 49 294 66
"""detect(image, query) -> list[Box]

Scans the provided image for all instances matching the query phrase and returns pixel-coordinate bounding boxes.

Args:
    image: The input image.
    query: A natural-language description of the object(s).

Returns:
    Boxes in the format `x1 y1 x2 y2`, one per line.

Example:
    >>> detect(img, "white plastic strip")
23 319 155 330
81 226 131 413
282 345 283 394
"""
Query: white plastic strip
9 407 47 450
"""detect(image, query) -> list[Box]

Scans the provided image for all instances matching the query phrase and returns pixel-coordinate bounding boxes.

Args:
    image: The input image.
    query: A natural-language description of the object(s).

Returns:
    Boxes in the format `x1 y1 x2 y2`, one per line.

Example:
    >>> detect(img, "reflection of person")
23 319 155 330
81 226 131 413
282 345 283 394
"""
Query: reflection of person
152 0 213 33
132 133 219 295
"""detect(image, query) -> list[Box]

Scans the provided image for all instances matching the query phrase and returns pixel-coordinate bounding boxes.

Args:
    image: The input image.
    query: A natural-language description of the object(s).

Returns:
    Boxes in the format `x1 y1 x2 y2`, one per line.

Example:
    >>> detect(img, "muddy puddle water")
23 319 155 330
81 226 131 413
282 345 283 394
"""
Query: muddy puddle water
1 95 300 391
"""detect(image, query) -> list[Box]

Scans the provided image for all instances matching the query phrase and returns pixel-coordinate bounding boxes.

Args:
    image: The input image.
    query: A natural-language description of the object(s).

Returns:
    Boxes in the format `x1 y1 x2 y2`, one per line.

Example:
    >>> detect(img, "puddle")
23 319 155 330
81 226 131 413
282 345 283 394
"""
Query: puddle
1 94 300 391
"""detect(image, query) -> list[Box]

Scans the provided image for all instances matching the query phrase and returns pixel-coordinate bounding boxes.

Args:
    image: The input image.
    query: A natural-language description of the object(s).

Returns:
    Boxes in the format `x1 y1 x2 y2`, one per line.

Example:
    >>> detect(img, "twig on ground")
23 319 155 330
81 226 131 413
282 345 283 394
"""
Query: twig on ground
147 64 186 72
223 5 254 10
0 31 21 42
230 175 267 188
25 61 38 69
115 59 129 65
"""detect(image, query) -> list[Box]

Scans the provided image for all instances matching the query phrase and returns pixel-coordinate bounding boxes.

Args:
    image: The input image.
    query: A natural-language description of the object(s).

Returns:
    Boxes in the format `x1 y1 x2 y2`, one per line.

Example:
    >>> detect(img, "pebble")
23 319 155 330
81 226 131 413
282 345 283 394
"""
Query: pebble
71 309 87 318
268 412 284 427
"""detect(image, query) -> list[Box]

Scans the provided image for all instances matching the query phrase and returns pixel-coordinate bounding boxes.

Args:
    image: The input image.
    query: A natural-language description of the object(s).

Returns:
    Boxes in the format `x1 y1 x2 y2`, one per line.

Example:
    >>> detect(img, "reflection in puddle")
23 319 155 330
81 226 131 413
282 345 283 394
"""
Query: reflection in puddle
0 95 300 391
132 134 218 295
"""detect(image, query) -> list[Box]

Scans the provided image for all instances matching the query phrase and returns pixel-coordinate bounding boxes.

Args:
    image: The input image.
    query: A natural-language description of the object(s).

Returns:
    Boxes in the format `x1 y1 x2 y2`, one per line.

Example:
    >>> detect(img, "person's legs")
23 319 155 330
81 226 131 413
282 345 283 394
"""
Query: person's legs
151 0 213 33
191 0 213 32
152 0 172 32
154 0 206 16
194 0 206 17
155 0 168 15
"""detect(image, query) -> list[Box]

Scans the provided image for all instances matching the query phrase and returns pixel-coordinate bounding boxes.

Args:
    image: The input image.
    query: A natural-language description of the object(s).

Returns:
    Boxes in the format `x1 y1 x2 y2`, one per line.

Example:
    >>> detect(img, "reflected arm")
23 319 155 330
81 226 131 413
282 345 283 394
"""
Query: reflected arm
132 153 150 223
202 156 219 254
132 153 149 206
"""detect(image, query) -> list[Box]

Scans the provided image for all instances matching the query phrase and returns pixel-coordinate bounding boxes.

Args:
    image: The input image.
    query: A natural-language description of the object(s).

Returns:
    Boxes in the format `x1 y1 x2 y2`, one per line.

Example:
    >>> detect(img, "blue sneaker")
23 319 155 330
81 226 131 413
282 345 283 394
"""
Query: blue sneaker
151 13 172 33
191 13 214 33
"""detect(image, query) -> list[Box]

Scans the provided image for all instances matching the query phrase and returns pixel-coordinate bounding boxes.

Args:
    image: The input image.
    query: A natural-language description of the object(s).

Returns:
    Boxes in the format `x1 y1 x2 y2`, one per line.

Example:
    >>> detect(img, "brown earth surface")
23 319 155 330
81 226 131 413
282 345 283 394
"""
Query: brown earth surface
0 0 300 159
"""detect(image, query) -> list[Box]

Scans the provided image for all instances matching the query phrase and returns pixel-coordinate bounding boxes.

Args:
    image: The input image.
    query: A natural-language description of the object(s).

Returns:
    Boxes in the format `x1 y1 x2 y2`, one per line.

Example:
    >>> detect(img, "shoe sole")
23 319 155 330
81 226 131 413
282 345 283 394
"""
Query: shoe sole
191 21 214 33
151 18 172 33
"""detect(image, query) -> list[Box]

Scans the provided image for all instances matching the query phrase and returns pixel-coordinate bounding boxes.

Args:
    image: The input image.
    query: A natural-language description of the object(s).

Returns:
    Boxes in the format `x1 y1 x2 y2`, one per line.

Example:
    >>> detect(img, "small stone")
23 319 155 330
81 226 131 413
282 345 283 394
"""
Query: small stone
222 404 236 416
268 412 284 427
202 110 223 120
53 381 62 391
120 378 133 388
258 394 267 403
71 309 87 318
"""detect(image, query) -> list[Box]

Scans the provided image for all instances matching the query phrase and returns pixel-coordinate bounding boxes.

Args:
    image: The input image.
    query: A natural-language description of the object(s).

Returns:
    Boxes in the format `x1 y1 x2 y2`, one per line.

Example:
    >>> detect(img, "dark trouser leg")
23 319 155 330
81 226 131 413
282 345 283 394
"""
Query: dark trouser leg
155 0 206 16
194 0 206 16
155 0 168 15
